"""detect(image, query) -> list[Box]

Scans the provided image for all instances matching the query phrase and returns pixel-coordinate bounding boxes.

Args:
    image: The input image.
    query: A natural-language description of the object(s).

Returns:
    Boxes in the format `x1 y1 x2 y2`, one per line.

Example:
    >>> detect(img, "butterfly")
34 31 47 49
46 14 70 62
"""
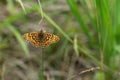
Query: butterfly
23 30 60 48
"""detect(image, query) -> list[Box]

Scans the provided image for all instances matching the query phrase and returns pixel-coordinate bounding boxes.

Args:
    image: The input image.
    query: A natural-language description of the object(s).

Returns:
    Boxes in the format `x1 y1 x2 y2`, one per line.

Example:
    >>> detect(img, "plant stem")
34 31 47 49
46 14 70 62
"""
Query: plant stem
39 48 44 80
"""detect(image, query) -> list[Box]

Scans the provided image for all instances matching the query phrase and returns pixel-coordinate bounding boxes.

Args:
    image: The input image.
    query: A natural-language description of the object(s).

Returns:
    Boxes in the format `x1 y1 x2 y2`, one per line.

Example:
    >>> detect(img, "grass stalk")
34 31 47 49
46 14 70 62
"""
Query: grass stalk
38 48 44 80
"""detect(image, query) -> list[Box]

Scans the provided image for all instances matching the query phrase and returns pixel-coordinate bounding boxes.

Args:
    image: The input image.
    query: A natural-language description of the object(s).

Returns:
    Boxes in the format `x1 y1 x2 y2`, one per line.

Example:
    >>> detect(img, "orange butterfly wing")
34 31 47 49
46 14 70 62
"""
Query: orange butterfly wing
23 30 59 48
39 32 59 47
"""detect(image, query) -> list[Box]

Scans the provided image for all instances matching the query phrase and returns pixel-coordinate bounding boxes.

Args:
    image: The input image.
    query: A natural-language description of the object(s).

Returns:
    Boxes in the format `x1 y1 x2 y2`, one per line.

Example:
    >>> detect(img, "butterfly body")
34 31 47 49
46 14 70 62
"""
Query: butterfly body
23 30 59 47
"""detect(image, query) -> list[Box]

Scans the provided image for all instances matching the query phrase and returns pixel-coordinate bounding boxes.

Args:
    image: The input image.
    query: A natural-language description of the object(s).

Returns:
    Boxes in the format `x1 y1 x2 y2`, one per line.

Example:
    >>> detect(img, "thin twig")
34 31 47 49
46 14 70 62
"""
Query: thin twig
68 67 100 80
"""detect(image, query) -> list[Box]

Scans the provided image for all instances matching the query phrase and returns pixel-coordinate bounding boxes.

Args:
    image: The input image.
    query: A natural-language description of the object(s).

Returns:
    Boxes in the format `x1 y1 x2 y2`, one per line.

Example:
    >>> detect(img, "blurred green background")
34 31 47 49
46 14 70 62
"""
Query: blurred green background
0 0 120 80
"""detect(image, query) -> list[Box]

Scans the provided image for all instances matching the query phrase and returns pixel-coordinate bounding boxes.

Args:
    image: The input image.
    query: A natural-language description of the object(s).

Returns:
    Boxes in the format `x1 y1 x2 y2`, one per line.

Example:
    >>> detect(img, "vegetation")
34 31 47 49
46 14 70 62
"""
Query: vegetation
0 0 120 80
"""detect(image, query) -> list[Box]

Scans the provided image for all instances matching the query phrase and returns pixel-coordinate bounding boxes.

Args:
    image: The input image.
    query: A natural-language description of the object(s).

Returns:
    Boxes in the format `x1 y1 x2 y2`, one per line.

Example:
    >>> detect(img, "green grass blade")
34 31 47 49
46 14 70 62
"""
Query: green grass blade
113 0 120 43
79 0 97 31
96 0 114 63
95 0 116 79
67 0 93 43
73 36 79 56
6 24 29 56
16 0 27 14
